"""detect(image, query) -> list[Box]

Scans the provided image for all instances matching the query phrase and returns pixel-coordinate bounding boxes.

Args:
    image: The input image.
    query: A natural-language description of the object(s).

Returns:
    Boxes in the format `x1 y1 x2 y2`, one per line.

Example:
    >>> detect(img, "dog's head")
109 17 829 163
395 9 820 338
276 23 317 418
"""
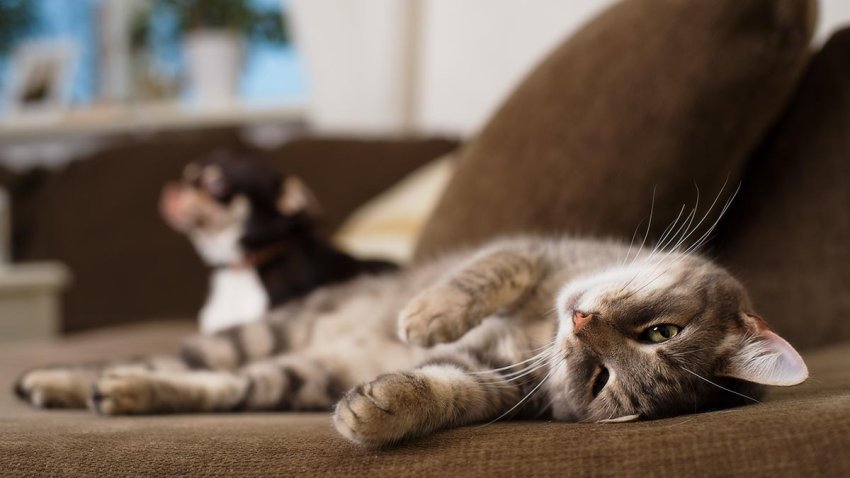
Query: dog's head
160 151 321 266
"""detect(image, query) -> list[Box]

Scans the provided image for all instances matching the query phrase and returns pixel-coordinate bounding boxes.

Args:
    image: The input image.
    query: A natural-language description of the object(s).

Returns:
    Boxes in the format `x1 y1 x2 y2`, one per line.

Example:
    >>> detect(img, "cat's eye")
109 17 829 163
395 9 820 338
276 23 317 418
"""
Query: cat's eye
641 324 681 343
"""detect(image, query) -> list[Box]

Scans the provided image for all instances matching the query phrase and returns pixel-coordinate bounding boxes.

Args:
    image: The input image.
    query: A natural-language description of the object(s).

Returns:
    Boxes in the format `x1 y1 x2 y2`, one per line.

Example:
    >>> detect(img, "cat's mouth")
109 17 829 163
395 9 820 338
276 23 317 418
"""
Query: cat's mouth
591 366 609 399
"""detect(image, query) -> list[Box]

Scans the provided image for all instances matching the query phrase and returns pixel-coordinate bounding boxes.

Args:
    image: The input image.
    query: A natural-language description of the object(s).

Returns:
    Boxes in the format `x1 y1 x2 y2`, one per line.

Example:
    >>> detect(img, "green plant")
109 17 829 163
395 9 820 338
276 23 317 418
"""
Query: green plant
0 0 37 56
155 0 288 44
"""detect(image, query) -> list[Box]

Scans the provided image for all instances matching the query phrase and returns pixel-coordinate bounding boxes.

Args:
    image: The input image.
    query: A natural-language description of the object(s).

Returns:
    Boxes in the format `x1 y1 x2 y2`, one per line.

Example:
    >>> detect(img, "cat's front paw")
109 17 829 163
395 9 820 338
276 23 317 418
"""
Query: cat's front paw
398 287 479 347
333 373 429 447
14 368 94 409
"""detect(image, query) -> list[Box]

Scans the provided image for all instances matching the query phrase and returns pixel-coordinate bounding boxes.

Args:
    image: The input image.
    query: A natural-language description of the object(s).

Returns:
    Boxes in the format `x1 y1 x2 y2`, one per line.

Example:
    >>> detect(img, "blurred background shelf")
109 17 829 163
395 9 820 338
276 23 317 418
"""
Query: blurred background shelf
0 101 308 142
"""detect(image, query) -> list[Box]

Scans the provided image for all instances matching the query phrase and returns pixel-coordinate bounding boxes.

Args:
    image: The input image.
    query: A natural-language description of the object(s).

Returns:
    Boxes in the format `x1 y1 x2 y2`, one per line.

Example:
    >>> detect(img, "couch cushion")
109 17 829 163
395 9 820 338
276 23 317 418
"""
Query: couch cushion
1 321 848 477
715 28 850 351
415 0 816 259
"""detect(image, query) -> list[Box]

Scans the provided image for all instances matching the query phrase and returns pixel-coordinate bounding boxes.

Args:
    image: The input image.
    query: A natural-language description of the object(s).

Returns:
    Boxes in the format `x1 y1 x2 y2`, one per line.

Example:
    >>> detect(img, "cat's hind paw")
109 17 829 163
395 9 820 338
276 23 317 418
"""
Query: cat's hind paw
89 371 161 415
14 368 94 409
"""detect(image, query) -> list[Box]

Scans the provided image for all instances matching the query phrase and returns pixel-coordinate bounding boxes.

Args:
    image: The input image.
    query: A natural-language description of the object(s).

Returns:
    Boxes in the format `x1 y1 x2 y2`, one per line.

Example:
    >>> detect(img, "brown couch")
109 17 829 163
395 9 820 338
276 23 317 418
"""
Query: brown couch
2 322 848 476
3 0 849 476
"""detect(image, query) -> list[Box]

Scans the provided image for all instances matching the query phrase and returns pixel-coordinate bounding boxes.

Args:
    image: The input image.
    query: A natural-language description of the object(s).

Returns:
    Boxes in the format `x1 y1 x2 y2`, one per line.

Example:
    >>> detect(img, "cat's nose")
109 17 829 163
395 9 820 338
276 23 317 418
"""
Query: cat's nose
572 311 593 331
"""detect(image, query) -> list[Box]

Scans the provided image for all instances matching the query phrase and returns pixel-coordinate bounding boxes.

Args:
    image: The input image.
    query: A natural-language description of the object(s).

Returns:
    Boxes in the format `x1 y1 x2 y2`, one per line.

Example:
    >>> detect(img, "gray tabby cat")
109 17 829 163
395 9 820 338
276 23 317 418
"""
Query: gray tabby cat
15 235 807 447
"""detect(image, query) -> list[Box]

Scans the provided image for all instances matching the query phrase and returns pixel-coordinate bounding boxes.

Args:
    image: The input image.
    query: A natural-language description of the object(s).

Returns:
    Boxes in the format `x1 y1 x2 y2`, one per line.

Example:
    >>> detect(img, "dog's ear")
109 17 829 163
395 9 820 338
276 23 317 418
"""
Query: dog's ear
277 176 322 218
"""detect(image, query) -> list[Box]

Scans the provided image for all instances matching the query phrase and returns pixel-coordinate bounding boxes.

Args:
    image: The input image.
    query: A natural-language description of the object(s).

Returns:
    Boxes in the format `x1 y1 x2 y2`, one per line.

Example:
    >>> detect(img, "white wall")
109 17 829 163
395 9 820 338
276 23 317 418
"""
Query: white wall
289 0 417 135
290 0 850 136
414 0 616 136
415 0 850 137
818 0 850 43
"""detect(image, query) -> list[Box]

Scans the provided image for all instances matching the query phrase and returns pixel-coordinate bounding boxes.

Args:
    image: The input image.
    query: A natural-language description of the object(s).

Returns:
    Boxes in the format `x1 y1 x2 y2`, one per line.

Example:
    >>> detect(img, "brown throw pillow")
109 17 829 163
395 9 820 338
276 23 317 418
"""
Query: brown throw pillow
415 0 816 259
716 28 850 351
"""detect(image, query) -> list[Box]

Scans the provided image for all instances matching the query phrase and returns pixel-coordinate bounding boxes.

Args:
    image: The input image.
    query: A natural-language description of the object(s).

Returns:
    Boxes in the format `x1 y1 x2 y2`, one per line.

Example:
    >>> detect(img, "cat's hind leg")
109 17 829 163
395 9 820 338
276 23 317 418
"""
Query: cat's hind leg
14 356 188 409
14 304 304 410
333 353 525 447
91 354 341 415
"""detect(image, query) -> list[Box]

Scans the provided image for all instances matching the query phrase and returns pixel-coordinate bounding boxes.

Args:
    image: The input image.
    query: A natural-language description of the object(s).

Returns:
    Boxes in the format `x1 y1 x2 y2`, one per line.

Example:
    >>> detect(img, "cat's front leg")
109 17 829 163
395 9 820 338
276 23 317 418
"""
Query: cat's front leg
399 244 543 347
333 356 520 447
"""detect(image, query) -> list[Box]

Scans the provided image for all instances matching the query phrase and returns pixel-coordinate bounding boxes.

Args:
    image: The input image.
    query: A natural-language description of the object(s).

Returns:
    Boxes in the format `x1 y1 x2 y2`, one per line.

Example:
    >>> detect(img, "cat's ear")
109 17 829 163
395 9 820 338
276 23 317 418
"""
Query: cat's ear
277 176 322 218
718 313 808 386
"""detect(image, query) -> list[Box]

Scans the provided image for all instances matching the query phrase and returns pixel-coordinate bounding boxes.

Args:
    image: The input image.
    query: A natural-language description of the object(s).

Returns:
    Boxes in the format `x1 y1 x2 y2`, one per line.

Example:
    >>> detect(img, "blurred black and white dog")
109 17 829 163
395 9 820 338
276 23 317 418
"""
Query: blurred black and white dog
160 151 396 334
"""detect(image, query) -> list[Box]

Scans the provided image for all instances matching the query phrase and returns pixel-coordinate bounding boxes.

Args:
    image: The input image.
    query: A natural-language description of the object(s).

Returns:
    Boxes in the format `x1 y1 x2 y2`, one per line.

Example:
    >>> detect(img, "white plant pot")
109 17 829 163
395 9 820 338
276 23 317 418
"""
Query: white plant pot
183 31 243 108
287 0 416 134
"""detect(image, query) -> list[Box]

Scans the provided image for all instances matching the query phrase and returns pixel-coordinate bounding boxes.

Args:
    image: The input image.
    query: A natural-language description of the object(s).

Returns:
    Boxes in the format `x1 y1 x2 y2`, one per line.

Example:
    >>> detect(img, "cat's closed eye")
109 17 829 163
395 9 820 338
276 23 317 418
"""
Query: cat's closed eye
640 324 681 343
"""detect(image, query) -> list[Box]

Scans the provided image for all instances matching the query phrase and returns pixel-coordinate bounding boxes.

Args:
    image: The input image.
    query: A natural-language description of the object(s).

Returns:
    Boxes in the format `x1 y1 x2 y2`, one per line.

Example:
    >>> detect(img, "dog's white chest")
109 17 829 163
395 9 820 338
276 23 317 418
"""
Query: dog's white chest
200 268 269 334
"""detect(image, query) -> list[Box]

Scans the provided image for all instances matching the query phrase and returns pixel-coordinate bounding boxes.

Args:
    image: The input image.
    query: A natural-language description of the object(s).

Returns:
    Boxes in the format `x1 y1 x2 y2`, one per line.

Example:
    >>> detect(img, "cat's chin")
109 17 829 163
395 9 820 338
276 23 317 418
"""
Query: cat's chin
549 399 581 422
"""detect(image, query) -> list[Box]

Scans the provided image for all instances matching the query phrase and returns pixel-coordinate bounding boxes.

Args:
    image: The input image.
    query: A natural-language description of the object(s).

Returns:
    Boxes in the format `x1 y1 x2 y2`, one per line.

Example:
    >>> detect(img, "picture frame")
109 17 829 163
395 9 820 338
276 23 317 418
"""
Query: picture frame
2 39 78 117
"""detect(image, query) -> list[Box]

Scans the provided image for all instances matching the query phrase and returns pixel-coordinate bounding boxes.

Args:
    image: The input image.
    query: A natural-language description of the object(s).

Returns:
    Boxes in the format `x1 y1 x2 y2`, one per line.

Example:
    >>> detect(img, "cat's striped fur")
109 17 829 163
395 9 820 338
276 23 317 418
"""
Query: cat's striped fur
15 236 807 447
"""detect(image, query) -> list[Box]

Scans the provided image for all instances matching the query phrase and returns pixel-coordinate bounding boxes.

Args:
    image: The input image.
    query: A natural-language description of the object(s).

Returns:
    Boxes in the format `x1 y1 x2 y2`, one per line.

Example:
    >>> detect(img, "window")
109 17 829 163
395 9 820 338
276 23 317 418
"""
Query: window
0 0 307 110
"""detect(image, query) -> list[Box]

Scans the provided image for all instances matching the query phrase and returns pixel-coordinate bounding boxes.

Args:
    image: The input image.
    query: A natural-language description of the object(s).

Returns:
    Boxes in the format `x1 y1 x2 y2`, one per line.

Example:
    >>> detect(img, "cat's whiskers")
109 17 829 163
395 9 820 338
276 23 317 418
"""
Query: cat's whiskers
485 358 552 381
618 204 687 293
528 340 555 353
647 185 739 285
621 217 648 267
663 346 717 359
645 192 698 263
485 374 553 389
623 187 656 268
627 187 702 289
649 203 687 257
664 179 730 257
678 184 740 258
678 187 738 259
638 186 658 259
469 316 559 382
638 183 701 270
477 353 558 385
480 358 565 426
470 348 553 376
619 253 681 300
620 192 696 293
472 343 559 387
681 367 761 404
623 182 740 299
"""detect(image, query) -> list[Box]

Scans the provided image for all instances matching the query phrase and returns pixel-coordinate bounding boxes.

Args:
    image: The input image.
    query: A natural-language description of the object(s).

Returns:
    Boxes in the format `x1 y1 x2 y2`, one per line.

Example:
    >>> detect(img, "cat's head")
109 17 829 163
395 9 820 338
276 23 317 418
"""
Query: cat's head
549 252 807 423
159 151 321 266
